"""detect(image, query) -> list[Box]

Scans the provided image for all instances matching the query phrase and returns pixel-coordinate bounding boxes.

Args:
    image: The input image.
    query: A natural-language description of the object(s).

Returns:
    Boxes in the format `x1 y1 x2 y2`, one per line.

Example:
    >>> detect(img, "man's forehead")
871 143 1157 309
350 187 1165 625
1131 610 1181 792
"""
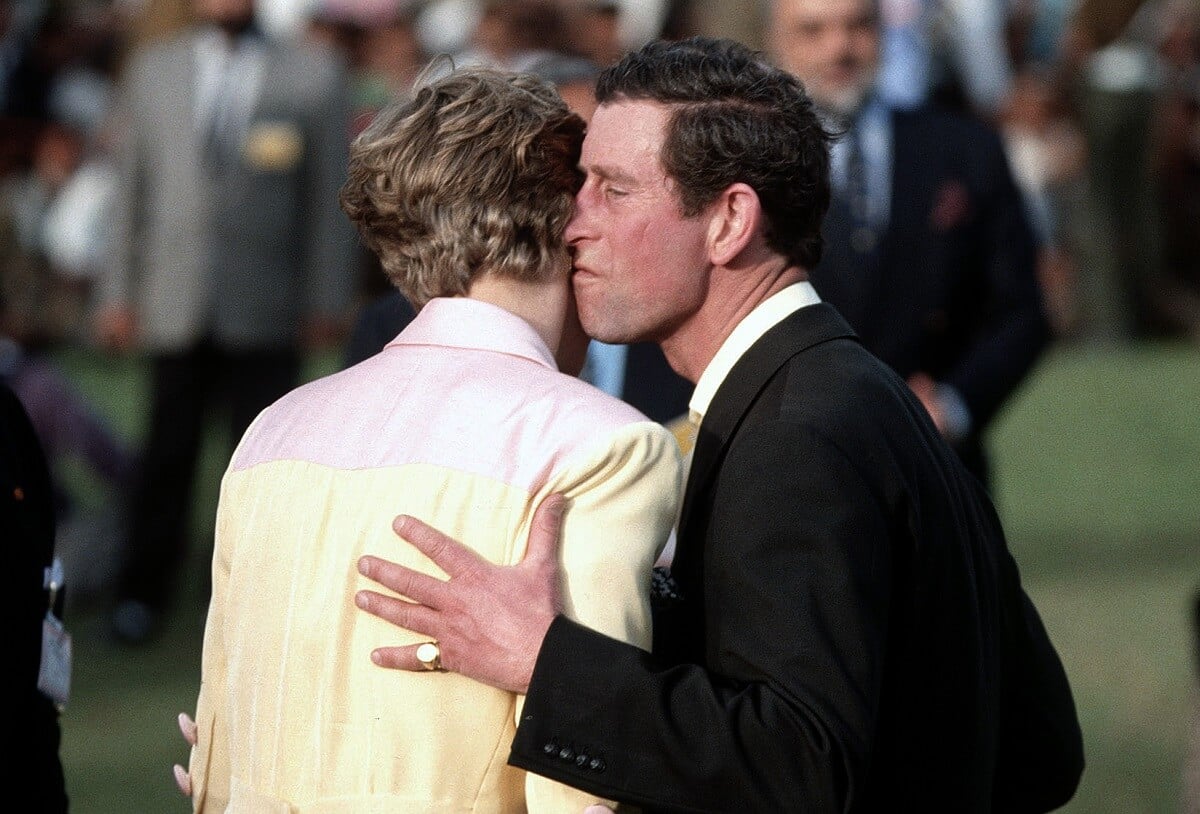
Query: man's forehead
592 99 673 130
584 100 669 156
776 0 876 23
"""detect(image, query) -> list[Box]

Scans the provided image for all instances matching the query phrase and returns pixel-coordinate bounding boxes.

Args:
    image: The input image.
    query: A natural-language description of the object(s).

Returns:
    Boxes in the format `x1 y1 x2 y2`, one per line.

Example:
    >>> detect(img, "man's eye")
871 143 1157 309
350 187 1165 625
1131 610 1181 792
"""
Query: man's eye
605 186 627 198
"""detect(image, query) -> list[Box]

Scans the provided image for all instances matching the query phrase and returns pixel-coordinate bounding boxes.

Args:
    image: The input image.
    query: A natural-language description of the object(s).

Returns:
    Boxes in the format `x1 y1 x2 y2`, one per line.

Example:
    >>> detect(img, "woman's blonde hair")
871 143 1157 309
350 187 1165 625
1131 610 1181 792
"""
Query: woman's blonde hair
340 67 585 307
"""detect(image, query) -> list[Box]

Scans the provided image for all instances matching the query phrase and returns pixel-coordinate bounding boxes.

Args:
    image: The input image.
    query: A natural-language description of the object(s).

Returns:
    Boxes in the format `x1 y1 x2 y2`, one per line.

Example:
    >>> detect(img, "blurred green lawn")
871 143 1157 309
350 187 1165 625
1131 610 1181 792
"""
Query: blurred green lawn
51 341 1199 813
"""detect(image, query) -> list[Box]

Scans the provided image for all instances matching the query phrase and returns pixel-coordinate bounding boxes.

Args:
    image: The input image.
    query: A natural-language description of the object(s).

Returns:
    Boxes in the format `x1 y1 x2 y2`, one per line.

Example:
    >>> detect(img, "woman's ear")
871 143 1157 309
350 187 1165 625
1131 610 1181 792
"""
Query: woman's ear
707 183 762 267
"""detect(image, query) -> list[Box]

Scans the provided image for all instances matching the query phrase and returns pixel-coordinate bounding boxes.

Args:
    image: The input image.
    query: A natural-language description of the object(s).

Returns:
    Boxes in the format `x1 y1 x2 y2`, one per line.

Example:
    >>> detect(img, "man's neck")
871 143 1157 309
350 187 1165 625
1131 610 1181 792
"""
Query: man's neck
661 261 804 384
815 89 880 133
200 16 259 45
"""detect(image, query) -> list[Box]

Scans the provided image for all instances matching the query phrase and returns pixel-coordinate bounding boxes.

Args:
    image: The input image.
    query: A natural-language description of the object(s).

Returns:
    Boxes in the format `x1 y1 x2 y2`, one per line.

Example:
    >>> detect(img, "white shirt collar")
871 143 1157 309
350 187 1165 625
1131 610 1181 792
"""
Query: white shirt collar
688 281 822 426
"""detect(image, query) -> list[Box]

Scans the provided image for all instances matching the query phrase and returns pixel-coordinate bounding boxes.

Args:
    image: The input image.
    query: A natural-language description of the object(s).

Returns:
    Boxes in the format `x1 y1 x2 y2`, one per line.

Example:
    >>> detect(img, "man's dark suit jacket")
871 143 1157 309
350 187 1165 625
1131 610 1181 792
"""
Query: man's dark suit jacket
509 304 1083 812
810 106 1051 488
1 381 69 810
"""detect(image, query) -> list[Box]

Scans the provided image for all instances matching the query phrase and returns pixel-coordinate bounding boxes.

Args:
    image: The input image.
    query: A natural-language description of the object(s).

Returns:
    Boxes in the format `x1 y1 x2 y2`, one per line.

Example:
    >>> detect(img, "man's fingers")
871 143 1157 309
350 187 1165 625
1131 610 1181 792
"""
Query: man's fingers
524 493 566 571
367 642 446 672
175 712 196 797
178 712 197 746
355 588 443 640
391 514 488 578
358 554 451 609
173 764 192 797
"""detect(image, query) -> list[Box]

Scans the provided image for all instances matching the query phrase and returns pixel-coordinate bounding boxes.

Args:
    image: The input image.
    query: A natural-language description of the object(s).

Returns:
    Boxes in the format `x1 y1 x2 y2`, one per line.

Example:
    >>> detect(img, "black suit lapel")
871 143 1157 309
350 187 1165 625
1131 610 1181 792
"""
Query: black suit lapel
676 303 858 546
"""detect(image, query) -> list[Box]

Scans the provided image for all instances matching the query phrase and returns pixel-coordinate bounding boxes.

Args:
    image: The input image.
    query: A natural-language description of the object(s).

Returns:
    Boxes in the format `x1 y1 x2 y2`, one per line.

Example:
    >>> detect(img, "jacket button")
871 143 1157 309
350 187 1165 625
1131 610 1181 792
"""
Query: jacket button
589 757 606 772
575 753 589 767
543 742 557 755
558 747 574 761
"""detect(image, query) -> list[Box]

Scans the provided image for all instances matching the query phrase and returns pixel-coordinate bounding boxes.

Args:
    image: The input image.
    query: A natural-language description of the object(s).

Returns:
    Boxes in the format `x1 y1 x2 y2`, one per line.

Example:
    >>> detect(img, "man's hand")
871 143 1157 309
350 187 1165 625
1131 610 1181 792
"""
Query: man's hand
907 372 972 442
173 712 197 797
94 303 138 353
300 313 345 350
907 372 947 435
355 494 567 694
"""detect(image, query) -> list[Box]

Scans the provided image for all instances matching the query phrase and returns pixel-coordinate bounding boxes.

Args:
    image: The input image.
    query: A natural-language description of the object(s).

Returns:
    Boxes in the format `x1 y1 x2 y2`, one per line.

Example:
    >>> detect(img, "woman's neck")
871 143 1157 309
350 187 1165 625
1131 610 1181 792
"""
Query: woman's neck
464 273 586 374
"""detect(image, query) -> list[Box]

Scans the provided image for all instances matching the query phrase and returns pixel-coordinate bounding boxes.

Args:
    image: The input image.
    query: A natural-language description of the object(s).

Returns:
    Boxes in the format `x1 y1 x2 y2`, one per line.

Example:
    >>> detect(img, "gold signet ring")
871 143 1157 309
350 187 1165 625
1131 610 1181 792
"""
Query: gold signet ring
416 642 443 671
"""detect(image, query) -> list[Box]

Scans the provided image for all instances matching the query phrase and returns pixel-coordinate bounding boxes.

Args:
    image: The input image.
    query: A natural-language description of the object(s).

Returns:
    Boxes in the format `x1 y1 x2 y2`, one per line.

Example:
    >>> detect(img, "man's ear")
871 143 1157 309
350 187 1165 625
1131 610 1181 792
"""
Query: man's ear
707 183 761 267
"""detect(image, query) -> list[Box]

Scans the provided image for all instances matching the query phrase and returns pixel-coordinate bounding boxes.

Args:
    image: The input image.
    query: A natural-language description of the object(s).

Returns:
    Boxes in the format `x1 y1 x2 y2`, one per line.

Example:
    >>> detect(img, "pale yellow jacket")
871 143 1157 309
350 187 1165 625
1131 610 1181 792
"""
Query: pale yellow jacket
187 298 682 812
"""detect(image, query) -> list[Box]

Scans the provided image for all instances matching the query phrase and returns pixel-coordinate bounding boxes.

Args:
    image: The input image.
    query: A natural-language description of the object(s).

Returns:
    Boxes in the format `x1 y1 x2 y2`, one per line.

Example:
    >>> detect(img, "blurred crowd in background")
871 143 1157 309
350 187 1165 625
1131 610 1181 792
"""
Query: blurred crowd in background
3 0 1200 808
3 0 1200 620
5 0 1200 341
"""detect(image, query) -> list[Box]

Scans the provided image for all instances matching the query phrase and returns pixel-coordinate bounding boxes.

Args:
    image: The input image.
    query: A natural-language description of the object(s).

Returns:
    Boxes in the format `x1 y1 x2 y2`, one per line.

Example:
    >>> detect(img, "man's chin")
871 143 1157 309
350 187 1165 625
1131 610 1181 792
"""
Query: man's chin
212 13 256 37
815 84 874 121
577 314 624 347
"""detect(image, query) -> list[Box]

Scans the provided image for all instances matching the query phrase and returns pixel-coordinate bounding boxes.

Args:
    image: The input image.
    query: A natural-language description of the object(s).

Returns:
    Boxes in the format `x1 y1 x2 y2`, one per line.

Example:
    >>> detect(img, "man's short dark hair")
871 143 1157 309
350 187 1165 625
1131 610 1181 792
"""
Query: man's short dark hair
595 36 831 270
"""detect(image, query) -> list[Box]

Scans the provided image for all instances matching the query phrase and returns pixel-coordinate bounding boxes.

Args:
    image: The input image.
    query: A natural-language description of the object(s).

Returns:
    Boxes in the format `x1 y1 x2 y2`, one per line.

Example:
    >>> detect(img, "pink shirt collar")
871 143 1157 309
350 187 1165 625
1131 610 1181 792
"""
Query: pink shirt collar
387 296 557 370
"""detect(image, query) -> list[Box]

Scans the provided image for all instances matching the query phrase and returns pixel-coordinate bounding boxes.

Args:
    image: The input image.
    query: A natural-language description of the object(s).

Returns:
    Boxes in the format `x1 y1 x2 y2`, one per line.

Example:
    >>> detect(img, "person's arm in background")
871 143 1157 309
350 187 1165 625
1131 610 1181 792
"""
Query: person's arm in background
938 122 1051 438
11 357 133 487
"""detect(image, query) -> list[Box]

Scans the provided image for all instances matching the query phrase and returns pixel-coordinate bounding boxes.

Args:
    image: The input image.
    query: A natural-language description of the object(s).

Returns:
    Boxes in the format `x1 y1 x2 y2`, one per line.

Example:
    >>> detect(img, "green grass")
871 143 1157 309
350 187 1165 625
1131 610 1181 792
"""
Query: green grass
990 342 1200 813
52 348 341 813
50 340 1199 812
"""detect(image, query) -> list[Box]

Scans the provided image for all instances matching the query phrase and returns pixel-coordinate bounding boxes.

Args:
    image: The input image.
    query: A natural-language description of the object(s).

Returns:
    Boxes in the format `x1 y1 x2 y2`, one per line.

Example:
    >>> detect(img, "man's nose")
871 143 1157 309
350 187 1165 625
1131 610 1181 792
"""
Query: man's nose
565 196 588 244
830 25 862 58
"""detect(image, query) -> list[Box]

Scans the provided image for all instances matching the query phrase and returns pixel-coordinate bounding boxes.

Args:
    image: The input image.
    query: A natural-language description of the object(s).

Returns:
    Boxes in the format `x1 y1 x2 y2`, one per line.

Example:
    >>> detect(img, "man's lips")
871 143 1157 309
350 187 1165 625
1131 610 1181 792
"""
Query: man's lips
571 262 598 280
824 61 865 84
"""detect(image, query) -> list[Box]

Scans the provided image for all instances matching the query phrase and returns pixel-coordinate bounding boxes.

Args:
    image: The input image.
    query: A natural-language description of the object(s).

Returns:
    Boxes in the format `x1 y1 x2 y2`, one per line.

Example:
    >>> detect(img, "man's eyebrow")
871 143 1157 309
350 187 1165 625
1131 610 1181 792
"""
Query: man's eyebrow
581 162 640 186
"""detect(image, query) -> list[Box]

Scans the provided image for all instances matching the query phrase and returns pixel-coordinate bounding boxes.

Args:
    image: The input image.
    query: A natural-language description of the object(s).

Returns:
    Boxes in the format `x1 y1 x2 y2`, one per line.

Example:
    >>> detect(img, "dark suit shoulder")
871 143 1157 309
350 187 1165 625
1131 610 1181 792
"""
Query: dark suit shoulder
738 333 972 517
893 104 1003 146
892 104 1011 181
764 336 931 445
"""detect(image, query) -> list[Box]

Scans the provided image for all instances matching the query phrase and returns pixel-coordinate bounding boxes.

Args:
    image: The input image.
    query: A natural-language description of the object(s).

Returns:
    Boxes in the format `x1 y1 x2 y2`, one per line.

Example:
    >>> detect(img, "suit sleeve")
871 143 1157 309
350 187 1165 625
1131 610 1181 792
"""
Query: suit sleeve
944 125 1052 430
993 566 1085 811
511 420 889 812
517 421 683 813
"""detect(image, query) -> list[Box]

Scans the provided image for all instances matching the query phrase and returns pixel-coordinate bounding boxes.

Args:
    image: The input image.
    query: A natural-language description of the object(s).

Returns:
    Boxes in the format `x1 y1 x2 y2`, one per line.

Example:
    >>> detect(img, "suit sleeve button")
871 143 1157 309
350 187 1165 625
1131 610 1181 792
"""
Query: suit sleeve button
558 747 574 761
589 758 605 772
543 742 558 755
575 753 589 767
